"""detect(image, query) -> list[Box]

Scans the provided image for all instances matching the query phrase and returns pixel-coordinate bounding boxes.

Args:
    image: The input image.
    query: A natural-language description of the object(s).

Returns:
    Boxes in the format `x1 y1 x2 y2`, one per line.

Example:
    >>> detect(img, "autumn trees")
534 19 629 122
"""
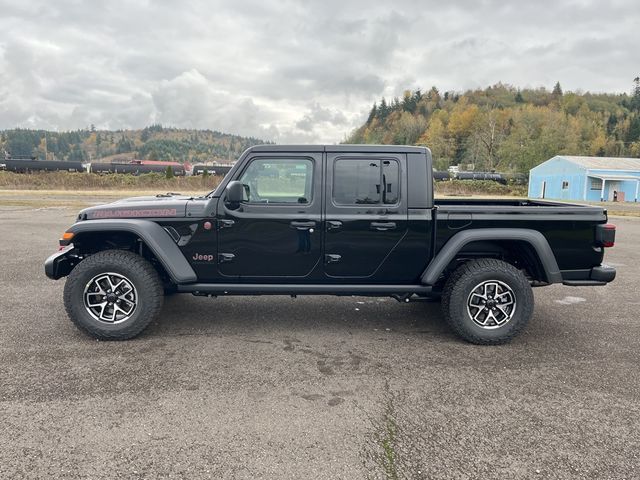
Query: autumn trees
349 82 640 173
0 127 266 163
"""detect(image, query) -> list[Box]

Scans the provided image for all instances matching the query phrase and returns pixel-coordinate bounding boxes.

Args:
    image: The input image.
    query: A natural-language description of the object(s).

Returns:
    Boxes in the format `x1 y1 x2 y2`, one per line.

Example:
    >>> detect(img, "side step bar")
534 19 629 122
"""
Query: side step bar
176 283 433 296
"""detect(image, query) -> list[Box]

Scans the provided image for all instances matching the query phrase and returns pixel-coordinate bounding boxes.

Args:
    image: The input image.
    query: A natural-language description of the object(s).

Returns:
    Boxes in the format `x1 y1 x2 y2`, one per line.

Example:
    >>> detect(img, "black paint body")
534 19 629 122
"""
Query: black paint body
52 145 613 290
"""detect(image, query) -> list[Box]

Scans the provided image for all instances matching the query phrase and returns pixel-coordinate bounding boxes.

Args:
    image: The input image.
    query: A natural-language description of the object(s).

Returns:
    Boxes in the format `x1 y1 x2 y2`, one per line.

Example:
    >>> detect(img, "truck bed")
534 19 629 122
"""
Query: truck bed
433 197 608 276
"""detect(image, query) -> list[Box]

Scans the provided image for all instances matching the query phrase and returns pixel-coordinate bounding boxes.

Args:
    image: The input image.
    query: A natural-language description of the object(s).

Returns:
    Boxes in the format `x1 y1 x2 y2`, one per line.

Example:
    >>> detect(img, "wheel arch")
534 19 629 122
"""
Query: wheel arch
65 220 197 284
422 228 562 285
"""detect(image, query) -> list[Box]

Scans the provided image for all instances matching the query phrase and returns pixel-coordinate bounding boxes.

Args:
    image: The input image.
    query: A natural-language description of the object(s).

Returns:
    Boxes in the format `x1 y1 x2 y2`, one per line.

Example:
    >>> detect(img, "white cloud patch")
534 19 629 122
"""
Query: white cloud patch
0 0 638 142
151 69 272 139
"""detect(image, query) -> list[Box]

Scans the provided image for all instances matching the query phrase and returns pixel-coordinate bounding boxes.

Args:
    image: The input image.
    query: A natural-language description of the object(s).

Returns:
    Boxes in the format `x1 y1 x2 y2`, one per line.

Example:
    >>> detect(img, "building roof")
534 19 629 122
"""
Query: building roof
561 155 640 171
587 173 640 182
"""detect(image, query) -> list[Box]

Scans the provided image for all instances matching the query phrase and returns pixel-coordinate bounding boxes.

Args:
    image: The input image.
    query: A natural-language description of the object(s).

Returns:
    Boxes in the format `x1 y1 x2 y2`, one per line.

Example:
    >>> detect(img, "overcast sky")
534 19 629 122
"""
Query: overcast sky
0 0 638 143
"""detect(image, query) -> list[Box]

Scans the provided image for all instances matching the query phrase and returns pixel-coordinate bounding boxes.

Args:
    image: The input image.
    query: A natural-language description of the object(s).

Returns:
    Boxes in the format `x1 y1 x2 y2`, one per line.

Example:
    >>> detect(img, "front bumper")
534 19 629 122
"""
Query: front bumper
44 245 75 280
562 265 616 286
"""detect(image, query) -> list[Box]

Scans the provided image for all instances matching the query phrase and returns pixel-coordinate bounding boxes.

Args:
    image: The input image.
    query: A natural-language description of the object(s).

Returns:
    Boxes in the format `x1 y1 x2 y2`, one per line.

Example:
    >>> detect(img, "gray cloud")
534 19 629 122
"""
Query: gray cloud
0 0 638 143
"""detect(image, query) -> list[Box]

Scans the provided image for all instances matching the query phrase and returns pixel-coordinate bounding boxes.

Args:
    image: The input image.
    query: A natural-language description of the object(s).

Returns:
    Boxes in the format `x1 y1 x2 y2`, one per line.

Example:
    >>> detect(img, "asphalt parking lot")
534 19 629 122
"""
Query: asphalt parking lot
1 205 639 479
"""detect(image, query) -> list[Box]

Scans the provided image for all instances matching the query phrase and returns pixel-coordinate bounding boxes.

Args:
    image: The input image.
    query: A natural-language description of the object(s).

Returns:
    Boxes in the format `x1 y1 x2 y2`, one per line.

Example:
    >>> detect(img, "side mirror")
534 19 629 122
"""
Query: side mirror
225 180 244 208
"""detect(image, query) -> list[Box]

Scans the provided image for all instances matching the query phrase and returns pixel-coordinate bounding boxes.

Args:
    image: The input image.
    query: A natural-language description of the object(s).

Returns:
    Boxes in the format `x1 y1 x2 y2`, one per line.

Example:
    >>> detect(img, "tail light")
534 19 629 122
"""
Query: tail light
596 223 616 248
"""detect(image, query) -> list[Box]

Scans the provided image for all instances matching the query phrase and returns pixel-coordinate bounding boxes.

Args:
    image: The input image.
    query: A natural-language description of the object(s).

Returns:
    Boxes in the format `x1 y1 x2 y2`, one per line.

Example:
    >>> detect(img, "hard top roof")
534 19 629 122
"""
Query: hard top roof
246 144 428 154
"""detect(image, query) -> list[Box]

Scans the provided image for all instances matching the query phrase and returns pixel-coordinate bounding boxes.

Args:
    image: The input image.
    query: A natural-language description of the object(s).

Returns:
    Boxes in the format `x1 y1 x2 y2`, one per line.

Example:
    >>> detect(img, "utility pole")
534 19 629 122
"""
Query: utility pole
44 132 48 161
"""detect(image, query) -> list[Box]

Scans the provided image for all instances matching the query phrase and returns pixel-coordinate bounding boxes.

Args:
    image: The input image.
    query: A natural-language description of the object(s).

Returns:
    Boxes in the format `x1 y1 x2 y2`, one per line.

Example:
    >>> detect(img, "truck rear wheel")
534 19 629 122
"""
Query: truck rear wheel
63 250 164 340
441 259 533 345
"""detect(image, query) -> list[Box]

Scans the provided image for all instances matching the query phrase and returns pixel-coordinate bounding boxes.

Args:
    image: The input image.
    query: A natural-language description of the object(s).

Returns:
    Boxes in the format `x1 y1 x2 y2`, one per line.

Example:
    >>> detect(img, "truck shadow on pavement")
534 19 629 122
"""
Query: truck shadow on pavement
47 288 567 350
145 294 454 341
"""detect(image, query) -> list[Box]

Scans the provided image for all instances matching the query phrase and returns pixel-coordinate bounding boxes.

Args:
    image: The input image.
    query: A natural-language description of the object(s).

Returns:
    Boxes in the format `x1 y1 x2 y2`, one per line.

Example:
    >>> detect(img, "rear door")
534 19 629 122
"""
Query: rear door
216 153 322 278
323 153 408 278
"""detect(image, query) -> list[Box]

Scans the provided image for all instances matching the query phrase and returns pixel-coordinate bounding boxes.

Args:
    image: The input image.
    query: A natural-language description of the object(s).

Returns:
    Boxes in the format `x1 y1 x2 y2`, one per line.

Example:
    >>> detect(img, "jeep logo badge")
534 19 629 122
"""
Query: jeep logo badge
192 253 215 262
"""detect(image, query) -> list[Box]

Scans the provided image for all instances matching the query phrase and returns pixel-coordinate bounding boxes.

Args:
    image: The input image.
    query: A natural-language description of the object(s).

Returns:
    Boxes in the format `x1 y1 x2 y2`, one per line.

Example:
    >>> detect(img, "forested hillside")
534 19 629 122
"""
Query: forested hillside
0 124 266 163
347 81 640 173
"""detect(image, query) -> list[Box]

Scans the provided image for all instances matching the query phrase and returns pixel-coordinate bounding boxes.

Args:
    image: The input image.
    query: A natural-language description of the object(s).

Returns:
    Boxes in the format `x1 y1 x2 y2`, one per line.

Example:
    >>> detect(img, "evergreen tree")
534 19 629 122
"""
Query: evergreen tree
631 76 640 111
552 81 563 97
606 114 618 135
367 103 378 124
378 98 389 121
116 135 133 154
165 165 174 179
627 117 640 142
140 127 151 142
69 144 85 161
402 90 416 113
96 133 101 158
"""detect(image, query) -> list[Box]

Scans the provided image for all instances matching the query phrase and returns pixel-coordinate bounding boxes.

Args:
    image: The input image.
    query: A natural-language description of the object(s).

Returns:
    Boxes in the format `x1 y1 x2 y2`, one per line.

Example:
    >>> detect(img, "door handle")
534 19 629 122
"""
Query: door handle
218 253 235 263
326 220 342 231
325 254 342 264
290 220 316 231
370 221 396 231
217 219 235 229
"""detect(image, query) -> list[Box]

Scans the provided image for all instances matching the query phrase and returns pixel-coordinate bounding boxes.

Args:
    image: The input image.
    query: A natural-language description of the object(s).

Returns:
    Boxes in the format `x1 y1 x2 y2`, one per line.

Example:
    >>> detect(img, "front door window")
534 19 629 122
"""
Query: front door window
239 158 313 204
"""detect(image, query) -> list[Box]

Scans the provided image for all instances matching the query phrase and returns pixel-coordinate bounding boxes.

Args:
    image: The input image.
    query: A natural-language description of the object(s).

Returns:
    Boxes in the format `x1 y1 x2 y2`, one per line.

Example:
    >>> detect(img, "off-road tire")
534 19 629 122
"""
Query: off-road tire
63 250 164 340
441 259 534 345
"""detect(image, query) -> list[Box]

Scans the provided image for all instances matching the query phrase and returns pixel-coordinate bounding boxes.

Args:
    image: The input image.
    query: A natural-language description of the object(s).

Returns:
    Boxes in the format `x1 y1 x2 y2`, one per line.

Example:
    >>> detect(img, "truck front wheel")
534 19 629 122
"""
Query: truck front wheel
63 250 164 340
441 259 534 345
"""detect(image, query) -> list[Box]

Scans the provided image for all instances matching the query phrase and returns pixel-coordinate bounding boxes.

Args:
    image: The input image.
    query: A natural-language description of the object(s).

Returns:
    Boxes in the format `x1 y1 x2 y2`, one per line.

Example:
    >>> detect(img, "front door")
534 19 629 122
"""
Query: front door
216 154 322 278
323 153 408 278
608 182 621 202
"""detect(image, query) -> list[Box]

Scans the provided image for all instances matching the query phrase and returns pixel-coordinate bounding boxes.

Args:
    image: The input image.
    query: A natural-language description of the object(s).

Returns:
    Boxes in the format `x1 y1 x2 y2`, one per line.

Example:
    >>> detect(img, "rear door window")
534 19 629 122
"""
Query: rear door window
333 158 400 205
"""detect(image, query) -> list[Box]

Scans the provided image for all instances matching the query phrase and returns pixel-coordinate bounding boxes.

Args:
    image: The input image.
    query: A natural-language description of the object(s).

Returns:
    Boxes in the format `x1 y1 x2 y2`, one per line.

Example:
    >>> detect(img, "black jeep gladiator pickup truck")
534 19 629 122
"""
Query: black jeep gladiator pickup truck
45 145 616 344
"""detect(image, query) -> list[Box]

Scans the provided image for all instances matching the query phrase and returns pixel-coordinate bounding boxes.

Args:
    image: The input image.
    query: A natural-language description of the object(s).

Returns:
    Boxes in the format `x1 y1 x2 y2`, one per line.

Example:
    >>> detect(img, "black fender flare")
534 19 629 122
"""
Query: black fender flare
421 228 562 285
66 219 197 283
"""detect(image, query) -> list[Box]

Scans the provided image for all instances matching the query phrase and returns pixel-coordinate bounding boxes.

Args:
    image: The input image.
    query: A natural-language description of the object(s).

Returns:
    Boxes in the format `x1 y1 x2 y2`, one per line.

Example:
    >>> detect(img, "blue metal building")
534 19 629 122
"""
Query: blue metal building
528 156 640 202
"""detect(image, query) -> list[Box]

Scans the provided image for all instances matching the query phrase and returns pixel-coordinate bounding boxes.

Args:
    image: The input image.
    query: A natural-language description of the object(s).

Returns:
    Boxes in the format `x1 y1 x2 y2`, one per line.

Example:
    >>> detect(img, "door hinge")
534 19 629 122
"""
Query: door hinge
325 254 342 264
217 219 235 229
218 253 235 263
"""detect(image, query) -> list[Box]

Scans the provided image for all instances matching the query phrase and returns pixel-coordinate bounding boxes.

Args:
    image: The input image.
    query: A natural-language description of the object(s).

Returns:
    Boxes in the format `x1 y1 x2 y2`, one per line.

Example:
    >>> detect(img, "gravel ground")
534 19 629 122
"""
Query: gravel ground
0 205 638 479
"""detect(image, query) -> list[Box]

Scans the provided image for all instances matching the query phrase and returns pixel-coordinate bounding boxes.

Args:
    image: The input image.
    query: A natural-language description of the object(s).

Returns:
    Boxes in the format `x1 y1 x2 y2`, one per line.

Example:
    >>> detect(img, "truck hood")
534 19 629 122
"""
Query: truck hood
78 194 194 220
